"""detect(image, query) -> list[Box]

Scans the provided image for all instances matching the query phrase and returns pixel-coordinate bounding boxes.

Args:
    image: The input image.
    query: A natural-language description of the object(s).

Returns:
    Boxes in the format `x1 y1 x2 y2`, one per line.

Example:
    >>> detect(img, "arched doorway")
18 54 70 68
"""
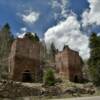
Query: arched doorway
74 75 79 83
22 70 32 82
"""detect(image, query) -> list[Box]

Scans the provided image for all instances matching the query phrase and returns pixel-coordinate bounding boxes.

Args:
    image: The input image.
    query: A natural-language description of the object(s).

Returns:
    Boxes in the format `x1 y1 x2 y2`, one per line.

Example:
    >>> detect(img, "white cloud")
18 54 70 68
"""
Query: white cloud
51 0 69 19
16 27 27 38
82 0 100 26
45 15 90 59
61 0 69 17
97 33 100 36
21 10 40 24
20 27 27 32
17 32 26 38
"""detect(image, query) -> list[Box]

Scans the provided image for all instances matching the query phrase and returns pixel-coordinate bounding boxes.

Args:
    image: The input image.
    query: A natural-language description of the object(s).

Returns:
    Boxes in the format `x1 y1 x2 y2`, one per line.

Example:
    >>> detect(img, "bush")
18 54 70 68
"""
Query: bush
44 68 56 86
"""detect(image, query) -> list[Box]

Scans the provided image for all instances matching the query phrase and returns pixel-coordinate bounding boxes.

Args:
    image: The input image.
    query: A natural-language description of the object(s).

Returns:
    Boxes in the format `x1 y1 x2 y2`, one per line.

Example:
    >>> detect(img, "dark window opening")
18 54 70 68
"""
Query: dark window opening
22 70 32 82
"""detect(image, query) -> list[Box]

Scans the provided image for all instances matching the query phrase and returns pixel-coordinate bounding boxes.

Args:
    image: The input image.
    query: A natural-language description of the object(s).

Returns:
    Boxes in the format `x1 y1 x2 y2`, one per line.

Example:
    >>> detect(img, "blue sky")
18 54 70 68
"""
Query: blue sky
0 0 89 37
0 0 100 59
0 0 57 37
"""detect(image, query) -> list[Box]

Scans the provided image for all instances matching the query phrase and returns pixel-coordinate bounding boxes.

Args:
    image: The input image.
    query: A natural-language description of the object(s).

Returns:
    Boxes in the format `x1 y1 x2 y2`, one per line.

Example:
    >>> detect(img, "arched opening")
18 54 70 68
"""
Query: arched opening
74 75 79 83
22 70 32 82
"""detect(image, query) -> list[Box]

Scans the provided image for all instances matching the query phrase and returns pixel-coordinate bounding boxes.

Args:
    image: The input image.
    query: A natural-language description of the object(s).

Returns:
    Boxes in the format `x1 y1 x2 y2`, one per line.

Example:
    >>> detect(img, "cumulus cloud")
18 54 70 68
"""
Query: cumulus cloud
21 10 40 24
82 0 100 26
45 15 90 59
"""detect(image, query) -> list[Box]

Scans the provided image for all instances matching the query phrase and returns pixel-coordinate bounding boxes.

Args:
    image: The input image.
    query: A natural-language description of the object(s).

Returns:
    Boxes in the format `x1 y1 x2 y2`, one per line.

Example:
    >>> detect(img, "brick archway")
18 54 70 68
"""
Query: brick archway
22 70 32 82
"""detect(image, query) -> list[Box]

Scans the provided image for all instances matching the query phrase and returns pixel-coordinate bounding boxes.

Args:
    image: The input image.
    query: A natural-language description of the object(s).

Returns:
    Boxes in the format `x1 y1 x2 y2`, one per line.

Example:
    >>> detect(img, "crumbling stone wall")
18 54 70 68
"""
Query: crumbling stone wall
55 46 83 82
9 37 43 82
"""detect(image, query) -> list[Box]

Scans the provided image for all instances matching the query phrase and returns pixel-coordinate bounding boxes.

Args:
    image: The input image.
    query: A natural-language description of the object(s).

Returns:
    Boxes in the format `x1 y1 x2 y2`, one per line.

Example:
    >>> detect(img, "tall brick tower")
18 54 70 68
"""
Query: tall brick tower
9 33 43 82
55 45 83 82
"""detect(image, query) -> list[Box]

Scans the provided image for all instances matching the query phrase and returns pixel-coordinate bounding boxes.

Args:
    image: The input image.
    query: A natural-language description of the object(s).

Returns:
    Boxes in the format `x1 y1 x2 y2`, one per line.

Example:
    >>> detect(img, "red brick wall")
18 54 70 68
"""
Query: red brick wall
9 37 43 82
55 46 83 82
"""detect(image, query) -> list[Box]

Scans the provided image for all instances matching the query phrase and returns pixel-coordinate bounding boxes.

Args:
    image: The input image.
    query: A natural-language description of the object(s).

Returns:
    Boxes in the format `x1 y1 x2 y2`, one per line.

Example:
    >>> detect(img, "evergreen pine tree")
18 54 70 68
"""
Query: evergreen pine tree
0 23 14 79
50 43 56 62
88 32 100 85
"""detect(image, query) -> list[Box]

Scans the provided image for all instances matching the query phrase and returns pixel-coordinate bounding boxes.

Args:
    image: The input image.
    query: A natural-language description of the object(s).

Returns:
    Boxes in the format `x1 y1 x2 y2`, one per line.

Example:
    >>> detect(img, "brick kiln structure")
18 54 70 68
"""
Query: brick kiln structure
9 36 43 82
55 45 83 82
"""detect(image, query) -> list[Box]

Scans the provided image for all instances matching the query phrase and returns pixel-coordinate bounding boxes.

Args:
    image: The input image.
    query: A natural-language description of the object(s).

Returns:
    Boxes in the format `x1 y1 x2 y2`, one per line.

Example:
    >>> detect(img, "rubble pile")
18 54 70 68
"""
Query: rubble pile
0 80 41 98
63 83 96 96
0 81 62 98
0 80 96 98
41 86 62 96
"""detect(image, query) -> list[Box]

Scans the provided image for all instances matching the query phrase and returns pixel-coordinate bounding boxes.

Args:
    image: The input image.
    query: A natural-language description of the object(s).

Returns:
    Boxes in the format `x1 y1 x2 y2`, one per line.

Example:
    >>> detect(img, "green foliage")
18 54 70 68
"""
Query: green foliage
49 43 57 62
89 33 98 48
2 23 10 32
0 23 14 79
44 68 56 86
88 32 100 86
25 32 39 42
0 23 14 58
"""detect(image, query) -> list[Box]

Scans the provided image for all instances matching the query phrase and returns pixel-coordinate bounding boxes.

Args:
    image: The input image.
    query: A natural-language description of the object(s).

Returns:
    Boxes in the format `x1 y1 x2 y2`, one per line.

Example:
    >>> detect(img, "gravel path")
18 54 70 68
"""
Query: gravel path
50 96 100 100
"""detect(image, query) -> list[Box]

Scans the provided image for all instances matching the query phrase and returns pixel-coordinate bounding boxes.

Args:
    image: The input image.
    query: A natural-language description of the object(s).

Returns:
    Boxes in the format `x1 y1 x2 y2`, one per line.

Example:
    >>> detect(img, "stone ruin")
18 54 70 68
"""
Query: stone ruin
8 33 44 82
8 32 84 83
55 45 83 82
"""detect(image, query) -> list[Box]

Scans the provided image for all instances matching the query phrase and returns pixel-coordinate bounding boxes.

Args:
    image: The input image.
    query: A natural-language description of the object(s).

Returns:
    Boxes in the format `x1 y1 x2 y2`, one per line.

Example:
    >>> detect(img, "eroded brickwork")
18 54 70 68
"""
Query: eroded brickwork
9 37 43 82
55 46 83 82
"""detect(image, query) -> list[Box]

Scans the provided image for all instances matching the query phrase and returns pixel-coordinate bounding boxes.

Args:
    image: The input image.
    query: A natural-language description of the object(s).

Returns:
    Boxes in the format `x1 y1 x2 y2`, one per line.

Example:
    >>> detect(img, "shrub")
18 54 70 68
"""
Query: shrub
44 68 56 86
